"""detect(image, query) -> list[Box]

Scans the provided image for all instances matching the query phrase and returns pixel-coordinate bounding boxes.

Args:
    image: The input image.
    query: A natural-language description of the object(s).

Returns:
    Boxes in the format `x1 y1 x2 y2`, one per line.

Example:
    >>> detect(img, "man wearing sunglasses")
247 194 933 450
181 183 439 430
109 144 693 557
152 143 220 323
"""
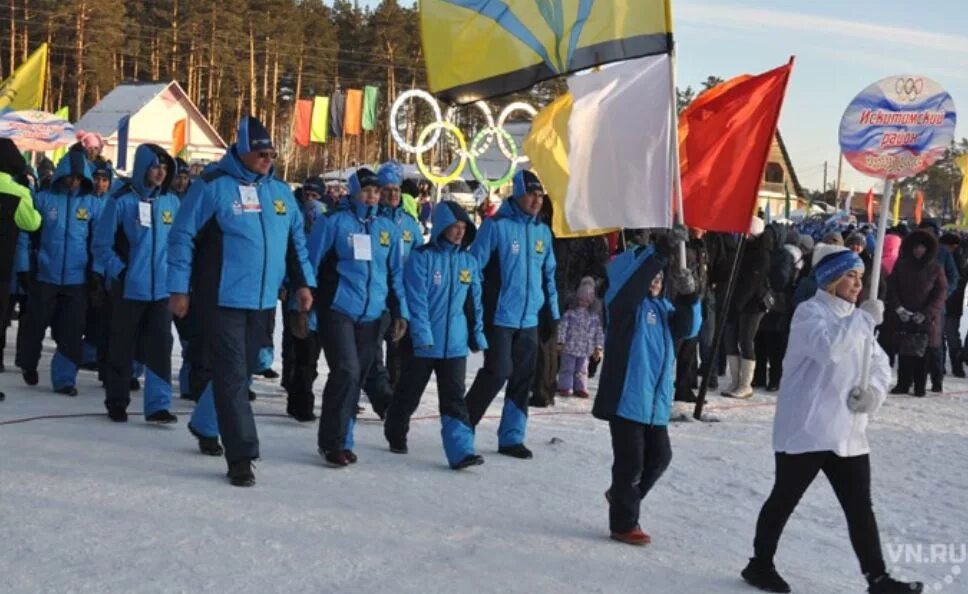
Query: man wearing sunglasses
168 116 315 487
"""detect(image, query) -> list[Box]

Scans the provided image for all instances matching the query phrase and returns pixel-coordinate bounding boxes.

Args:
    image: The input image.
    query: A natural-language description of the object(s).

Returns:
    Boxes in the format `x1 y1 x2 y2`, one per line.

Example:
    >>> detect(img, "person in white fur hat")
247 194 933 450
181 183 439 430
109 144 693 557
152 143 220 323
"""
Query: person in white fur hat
740 243 923 594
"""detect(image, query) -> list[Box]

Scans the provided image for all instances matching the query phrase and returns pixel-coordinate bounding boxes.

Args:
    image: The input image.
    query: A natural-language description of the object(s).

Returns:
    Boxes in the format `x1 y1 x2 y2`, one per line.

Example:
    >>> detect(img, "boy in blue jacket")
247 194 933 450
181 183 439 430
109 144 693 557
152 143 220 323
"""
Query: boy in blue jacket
308 167 409 467
383 201 487 469
16 150 102 395
465 170 559 460
593 231 700 546
94 144 180 424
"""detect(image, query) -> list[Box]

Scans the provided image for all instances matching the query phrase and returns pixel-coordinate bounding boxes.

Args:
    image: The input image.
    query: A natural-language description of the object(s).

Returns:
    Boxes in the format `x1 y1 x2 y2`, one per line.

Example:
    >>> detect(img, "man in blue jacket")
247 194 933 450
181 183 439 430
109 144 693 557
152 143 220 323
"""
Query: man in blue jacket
168 116 315 487
16 150 102 395
94 143 180 424
383 201 486 469
361 161 425 417
308 167 409 467
465 170 559 459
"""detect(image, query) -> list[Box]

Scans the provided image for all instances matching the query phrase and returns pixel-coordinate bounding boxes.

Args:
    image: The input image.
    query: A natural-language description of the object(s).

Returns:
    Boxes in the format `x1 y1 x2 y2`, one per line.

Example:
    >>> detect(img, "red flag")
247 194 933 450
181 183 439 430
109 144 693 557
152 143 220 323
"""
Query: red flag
679 60 794 233
915 190 924 225
865 188 874 223
343 89 363 136
293 99 313 147
172 119 187 158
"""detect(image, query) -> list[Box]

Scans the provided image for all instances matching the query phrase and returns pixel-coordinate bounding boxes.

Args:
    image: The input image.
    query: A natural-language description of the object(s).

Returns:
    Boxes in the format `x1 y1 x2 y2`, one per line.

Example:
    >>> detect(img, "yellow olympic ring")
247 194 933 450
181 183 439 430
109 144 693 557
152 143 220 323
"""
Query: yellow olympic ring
416 121 468 187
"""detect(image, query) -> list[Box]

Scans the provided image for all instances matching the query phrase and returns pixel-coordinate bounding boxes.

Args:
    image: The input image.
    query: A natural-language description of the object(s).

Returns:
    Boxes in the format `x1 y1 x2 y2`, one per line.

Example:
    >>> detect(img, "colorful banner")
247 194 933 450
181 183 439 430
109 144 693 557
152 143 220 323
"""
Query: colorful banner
343 89 363 136
420 0 672 104
172 118 188 158
893 187 901 225
0 43 47 112
329 90 344 138
914 190 924 225
0 109 74 152
956 154 968 225
293 99 313 147
865 188 874 223
45 106 69 165
839 75 957 180
116 115 130 170
310 97 329 143
362 86 379 132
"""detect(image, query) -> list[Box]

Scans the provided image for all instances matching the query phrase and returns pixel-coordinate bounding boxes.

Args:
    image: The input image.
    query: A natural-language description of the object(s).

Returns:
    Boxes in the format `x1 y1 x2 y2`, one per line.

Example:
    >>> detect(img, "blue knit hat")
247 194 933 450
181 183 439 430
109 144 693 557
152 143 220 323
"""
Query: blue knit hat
347 167 379 197
377 161 403 187
813 244 864 289
236 116 273 154
512 170 543 200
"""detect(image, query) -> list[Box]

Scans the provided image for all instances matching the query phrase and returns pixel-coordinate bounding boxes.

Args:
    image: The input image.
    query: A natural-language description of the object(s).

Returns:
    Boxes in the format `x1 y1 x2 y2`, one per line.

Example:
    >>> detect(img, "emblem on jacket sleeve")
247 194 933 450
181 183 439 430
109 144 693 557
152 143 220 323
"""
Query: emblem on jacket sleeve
75 207 89 221
403 230 413 243
459 269 472 284
511 239 520 255
161 210 173 225
535 239 544 254
646 310 658 325
433 270 443 285
273 199 287 215
379 230 391 246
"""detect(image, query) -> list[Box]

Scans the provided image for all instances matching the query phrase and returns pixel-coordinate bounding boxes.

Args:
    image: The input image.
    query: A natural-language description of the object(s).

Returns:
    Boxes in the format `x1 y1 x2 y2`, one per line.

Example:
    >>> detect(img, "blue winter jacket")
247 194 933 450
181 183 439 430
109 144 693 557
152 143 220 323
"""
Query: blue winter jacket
593 246 702 426
308 199 409 323
380 203 425 262
31 151 102 286
470 198 559 329
406 202 487 359
167 146 315 310
94 144 180 301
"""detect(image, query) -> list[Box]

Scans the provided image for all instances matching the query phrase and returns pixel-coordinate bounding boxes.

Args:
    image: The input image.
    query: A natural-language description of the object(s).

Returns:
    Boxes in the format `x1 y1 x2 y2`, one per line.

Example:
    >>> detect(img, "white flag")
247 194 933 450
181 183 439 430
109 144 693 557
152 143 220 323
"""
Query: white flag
564 54 674 231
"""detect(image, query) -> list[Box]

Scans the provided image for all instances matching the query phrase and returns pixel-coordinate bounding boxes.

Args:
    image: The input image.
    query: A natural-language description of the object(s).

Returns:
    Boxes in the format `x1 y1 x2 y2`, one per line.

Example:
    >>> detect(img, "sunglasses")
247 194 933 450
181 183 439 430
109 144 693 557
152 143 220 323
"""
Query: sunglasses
257 151 278 160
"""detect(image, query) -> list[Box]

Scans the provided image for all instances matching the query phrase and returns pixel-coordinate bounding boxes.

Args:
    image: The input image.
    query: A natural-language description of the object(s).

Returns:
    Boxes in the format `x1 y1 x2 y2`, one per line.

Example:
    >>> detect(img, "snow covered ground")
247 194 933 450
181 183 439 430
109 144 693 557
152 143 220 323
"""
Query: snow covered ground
2 321 967 594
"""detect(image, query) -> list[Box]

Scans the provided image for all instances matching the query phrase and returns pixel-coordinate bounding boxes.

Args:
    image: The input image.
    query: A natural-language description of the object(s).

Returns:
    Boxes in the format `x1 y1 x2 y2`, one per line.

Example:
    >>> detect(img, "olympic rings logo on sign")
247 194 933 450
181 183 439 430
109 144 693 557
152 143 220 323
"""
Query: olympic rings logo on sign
894 77 924 102
389 89 536 190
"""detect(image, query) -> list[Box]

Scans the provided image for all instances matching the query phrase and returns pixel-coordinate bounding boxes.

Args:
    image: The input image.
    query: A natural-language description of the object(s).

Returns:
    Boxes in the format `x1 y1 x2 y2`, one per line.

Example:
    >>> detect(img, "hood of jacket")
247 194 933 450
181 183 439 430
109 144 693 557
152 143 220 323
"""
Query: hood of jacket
495 196 540 224
899 229 939 264
51 150 94 194
129 143 175 198
429 201 477 249
216 145 273 184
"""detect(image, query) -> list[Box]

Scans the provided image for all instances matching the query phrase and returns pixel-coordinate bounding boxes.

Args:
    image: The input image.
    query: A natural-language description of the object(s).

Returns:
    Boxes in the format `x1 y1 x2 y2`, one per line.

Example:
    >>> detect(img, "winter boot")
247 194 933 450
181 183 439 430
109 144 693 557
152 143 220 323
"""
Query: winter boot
498 444 533 459
188 424 224 456
146 410 178 424
610 525 651 546
724 358 756 399
741 558 791 593
721 355 741 397
226 459 255 487
867 573 924 593
452 454 485 470
751 360 767 389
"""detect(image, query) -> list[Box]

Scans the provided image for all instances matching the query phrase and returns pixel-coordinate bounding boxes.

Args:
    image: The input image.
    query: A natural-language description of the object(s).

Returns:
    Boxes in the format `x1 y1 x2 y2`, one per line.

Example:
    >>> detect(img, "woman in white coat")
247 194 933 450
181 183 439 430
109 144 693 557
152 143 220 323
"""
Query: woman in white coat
741 244 923 594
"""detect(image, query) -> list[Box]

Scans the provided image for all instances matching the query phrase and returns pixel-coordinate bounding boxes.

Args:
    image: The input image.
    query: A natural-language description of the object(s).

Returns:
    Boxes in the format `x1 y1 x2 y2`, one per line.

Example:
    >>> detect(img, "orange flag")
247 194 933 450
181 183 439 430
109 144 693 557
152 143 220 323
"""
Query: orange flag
343 89 363 136
172 119 187 158
865 188 874 223
293 99 313 147
915 190 924 225
679 60 794 233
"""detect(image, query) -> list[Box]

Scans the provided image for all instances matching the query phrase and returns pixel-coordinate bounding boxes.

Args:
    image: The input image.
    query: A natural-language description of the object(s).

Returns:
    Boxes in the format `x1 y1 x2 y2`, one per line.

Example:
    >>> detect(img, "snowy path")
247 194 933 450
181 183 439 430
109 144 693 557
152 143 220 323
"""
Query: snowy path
2 323 967 594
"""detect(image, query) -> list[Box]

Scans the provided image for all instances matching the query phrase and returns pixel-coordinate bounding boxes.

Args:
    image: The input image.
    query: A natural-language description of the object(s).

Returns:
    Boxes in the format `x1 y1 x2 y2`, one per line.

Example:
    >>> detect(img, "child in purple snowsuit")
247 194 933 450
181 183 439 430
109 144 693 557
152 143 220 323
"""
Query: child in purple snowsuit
557 277 604 398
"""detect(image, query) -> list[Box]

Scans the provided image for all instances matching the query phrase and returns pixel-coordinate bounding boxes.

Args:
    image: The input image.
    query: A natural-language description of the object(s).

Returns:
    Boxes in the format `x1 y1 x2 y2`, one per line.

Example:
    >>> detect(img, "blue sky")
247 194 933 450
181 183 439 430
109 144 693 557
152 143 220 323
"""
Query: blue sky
363 0 966 192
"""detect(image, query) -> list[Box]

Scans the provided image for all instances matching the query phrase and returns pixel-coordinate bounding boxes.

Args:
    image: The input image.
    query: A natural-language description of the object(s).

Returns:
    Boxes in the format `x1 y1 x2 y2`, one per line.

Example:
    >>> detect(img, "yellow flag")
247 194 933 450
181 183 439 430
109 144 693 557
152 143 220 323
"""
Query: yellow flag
310 97 329 143
955 154 968 226
522 93 616 238
45 105 69 166
0 43 47 111
892 187 901 225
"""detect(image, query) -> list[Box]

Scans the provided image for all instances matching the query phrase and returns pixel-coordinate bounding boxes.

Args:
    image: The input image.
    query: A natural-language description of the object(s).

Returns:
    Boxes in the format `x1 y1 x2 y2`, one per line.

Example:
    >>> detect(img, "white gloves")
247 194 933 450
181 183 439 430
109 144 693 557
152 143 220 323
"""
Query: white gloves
859 299 884 326
847 386 878 414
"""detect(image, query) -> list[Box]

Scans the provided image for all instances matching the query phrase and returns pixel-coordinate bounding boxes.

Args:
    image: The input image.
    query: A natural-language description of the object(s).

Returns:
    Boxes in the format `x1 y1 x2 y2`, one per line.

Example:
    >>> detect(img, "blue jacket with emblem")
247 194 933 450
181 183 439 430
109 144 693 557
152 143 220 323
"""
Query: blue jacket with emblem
380 203 425 262
592 245 702 426
470 198 559 329
94 144 180 301
308 199 409 323
406 202 487 359
167 146 315 310
30 151 102 286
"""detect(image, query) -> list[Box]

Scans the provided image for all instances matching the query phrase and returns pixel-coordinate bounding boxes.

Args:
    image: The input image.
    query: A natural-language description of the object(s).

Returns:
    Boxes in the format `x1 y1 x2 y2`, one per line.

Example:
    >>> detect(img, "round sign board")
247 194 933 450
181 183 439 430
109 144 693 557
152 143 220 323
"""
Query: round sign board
839 75 956 179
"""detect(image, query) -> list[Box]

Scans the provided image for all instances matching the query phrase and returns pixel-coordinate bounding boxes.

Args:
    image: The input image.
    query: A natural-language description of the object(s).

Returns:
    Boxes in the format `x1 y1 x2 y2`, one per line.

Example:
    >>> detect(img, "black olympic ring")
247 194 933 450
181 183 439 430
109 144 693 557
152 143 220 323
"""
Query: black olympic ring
894 77 924 100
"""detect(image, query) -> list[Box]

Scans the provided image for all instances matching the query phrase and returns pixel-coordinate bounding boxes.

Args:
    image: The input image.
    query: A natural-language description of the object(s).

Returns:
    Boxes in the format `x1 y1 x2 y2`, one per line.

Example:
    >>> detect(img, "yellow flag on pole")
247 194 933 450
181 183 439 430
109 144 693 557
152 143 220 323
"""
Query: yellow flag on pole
0 43 47 111
45 106 69 166
955 154 968 225
893 187 901 225
310 97 329 143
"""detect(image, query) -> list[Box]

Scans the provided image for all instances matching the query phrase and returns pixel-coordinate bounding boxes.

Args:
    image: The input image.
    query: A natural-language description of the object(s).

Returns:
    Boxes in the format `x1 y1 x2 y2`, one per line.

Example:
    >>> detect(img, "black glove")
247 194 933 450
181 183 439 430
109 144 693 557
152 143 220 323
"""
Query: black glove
655 225 688 256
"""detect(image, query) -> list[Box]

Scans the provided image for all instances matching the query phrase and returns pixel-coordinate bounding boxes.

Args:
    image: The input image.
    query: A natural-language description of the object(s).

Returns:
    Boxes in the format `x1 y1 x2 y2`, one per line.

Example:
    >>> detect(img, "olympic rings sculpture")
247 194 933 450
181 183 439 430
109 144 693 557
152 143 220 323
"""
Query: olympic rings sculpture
894 77 924 101
389 89 537 190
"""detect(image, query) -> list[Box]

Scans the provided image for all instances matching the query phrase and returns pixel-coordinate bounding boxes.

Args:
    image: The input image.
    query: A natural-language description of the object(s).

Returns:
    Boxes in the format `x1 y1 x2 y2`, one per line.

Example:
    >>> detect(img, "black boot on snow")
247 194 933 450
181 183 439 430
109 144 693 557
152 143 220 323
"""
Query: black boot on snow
188 424 224 456
867 574 924 594
129 378 141 391
452 454 484 470
226 459 255 487
107 408 128 423
22 369 38 386
741 558 791 593
498 444 533 459
146 410 178 424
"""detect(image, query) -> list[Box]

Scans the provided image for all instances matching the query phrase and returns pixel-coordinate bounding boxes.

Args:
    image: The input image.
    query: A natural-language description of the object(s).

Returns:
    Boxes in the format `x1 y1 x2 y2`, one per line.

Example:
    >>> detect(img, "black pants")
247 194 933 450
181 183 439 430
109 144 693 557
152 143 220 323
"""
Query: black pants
725 310 764 360
753 329 788 388
674 336 699 399
288 329 321 417
608 418 672 533
926 346 944 388
280 310 296 393
16 281 86 374
317 310 381 452
0 281 10 359
104 291 173 413
465 326 538 447
385 356 468 444
943 316 963 374
531 322 559 406
753 451 886 578
211 307 270 463
896 354 927 393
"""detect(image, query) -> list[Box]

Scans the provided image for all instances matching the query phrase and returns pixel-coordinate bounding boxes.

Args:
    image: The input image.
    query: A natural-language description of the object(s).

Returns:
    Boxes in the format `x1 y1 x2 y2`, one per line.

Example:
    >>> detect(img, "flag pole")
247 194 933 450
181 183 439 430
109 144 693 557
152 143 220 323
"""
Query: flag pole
861 176 893 388
667 43 687 269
